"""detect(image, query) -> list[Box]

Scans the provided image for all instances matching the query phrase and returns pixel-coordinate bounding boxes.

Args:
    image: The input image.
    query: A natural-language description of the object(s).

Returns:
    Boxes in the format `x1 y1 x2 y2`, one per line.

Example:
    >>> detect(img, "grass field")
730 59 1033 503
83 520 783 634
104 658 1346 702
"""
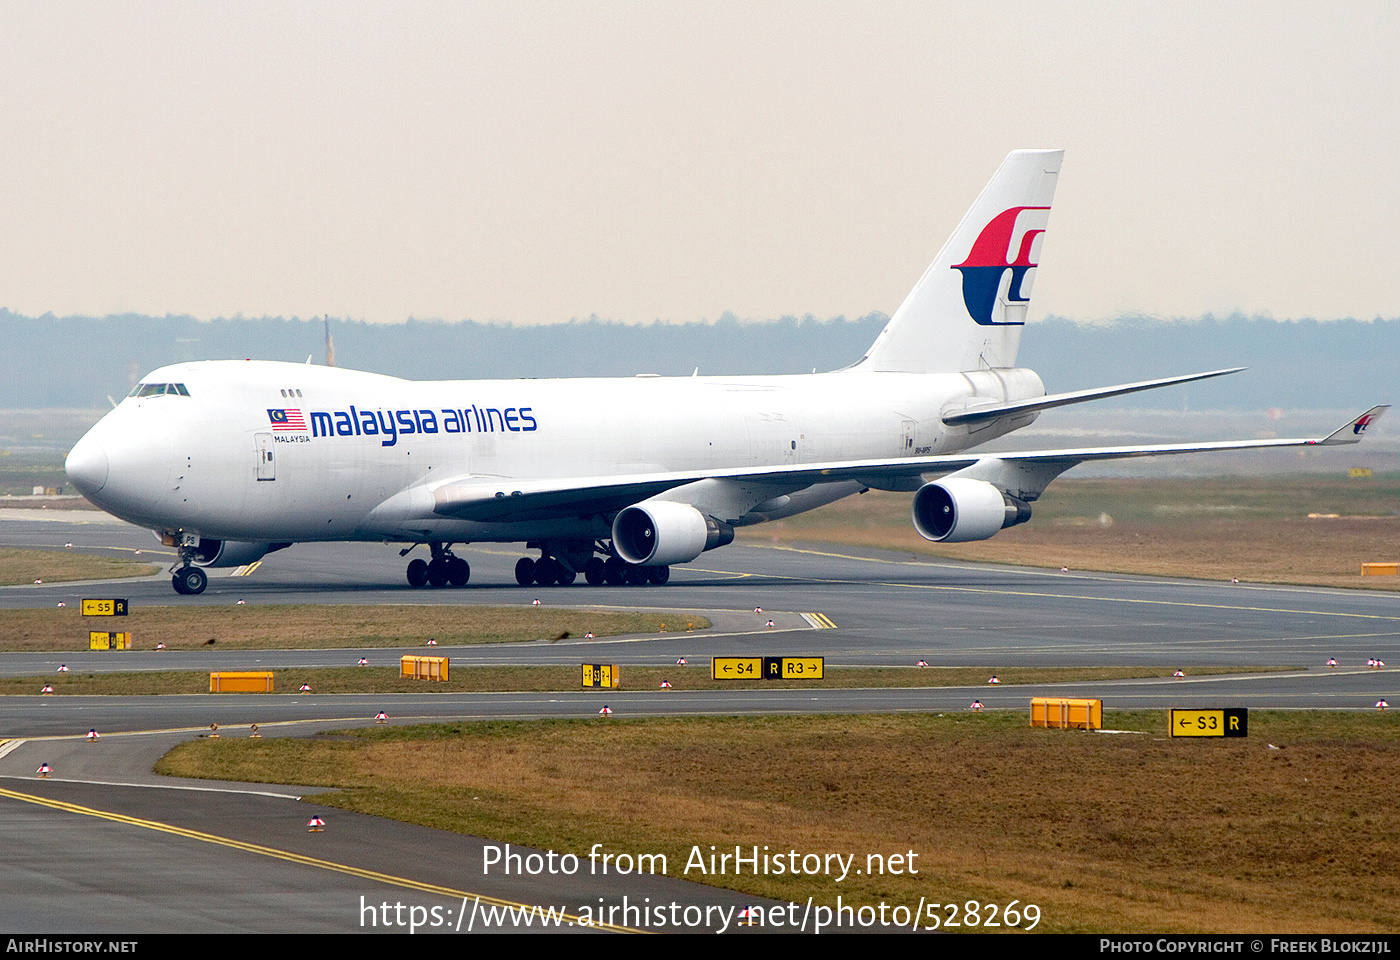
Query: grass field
0 605 705 653
0 548 161 586
741 475 1400 590
0 664 1292 696
157 710 1400 933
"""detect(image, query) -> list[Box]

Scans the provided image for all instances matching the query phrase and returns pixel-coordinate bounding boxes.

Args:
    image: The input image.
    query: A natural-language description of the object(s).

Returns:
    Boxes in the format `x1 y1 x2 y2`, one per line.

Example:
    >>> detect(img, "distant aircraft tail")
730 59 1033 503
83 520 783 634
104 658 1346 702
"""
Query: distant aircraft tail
856 149 1063 374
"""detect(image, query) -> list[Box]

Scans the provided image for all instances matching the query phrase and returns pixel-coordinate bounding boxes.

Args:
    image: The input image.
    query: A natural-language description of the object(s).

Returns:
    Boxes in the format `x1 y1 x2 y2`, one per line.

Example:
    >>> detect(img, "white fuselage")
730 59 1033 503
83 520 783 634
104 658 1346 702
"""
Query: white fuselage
68 359 1043 546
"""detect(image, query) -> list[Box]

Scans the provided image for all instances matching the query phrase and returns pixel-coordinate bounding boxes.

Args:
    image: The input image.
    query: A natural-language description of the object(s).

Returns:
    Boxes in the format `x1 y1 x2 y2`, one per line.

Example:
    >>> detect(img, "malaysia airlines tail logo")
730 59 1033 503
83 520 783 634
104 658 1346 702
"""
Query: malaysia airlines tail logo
267 408 306 431
1355 414 1375 436
952 206 1050 325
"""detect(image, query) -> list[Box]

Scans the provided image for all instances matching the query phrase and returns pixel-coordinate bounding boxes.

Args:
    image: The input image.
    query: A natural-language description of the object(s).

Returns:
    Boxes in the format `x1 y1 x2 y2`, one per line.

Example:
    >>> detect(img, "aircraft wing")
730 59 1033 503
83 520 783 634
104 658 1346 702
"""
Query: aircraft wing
428 406 1388 520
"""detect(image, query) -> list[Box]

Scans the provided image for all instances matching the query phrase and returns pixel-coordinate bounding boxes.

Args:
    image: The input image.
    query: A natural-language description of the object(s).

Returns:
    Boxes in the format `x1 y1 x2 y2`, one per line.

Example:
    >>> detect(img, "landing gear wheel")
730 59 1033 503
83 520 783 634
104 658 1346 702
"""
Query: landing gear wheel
447 557 471 586
646 565 670 585
603 556 626 585
515 557 536 586
174 566 207 595
556 565 577 586
625 564 649 585
534 558 558 586
427 558 449 587
406 558 429 588
584 557 606 585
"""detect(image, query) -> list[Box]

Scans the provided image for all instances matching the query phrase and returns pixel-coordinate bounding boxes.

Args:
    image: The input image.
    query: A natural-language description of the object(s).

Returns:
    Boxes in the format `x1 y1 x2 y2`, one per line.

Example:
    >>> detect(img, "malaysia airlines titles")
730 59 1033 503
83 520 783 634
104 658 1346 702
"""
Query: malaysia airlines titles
295 404 538 446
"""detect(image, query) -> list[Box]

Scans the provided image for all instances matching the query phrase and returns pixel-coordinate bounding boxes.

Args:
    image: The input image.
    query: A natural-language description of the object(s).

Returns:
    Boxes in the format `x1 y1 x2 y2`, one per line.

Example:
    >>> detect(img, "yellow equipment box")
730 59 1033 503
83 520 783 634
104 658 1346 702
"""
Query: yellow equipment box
401 655 449 681
1030 697 1102 730
210 672 274 693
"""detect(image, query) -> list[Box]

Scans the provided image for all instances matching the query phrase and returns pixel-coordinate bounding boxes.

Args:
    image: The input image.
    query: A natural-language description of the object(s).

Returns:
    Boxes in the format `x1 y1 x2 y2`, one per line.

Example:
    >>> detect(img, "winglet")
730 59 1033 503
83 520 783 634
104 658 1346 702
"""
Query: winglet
1314 406 1390 445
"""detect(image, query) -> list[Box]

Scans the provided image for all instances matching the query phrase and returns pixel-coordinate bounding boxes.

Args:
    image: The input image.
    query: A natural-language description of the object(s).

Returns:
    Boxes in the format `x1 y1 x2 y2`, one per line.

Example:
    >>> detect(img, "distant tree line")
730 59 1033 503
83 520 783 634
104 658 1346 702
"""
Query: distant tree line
4 308 1394 411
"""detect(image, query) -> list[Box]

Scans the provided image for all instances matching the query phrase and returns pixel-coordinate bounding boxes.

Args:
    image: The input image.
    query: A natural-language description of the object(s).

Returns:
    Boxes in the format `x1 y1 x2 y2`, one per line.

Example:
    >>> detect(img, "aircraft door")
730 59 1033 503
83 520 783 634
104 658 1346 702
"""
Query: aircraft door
255 433 275 481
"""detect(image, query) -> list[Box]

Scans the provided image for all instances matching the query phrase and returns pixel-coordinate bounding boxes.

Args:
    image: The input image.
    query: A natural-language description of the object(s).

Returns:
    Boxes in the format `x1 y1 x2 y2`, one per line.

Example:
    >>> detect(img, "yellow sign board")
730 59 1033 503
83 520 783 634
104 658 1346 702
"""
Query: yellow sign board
1170 708 1248 737
711 657 762 680
712 657 825 680
765 657 824 679
82 599 128 617
88 631 131 650
582 664 620 688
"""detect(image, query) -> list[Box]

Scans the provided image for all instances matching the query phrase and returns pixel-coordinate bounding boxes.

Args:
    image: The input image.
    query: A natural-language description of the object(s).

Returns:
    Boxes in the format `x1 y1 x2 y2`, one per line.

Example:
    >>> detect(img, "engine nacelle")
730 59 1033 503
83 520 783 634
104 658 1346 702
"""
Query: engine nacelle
193 539 291 567
911 478 1031 543
612 502 734 566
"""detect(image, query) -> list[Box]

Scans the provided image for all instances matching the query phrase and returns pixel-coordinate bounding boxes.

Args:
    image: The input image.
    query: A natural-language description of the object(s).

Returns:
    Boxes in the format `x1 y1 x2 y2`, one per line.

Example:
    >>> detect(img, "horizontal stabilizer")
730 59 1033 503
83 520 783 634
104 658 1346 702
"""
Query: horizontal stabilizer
941 367 1246 426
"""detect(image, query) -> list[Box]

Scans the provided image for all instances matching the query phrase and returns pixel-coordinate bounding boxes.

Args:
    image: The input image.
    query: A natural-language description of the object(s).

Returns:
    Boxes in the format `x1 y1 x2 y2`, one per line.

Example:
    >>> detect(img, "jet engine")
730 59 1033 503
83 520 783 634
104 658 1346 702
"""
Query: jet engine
911 478 1031 543
612 502 734 566
192 539 292 567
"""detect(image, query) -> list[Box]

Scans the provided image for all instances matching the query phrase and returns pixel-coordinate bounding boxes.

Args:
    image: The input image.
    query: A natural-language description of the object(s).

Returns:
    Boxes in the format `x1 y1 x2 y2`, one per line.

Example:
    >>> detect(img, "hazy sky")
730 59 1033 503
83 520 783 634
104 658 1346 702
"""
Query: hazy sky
2 2 1397 325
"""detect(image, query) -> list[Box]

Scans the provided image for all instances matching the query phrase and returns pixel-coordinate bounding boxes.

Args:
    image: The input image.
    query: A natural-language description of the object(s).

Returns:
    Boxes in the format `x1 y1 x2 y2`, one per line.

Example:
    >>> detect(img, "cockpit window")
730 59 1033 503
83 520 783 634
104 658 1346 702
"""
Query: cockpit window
129 382 191 398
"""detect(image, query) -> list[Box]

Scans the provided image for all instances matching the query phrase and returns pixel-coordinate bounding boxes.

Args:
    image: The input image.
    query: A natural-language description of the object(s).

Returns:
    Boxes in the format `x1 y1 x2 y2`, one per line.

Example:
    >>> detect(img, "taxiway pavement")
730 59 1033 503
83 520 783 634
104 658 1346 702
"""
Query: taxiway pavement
1 509 1397 933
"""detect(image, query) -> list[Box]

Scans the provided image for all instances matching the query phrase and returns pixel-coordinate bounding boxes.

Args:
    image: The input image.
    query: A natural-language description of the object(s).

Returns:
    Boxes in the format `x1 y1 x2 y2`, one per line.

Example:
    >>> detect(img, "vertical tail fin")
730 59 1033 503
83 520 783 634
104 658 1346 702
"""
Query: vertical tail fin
857 149 1063 374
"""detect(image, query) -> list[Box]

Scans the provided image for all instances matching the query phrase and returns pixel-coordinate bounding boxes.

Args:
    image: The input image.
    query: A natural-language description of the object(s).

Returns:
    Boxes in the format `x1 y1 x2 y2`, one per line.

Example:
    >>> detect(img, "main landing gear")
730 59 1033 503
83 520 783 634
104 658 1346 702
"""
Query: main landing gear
404 543 470 588
400 541 670 588
514 544 670 587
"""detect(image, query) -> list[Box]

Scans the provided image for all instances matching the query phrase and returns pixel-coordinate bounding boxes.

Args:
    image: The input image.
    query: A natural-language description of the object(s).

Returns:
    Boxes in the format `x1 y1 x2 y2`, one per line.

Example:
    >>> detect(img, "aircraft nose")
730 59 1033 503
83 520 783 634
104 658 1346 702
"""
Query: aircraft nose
66 435 110 497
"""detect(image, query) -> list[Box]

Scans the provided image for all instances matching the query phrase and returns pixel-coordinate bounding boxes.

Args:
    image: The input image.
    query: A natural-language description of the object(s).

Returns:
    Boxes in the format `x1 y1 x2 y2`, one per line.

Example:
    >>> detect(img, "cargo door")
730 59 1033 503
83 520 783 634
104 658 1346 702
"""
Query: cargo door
255 433 276 481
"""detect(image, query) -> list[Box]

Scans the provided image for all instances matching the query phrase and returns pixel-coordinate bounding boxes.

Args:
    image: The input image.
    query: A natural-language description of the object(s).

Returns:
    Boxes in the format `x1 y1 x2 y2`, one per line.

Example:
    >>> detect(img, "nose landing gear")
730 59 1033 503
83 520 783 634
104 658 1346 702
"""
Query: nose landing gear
170 538 208 595
172 565 208 595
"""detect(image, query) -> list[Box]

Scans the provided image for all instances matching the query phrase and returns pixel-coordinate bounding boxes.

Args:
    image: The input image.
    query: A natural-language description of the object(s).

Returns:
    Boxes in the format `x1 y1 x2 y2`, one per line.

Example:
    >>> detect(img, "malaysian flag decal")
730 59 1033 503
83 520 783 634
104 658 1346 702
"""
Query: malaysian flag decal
267 408 306 431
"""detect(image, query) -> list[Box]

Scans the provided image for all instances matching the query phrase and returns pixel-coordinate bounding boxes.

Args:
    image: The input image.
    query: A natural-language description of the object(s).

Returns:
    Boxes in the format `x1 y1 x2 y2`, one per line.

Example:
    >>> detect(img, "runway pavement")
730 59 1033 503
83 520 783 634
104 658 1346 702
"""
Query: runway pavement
1 507 1398 933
